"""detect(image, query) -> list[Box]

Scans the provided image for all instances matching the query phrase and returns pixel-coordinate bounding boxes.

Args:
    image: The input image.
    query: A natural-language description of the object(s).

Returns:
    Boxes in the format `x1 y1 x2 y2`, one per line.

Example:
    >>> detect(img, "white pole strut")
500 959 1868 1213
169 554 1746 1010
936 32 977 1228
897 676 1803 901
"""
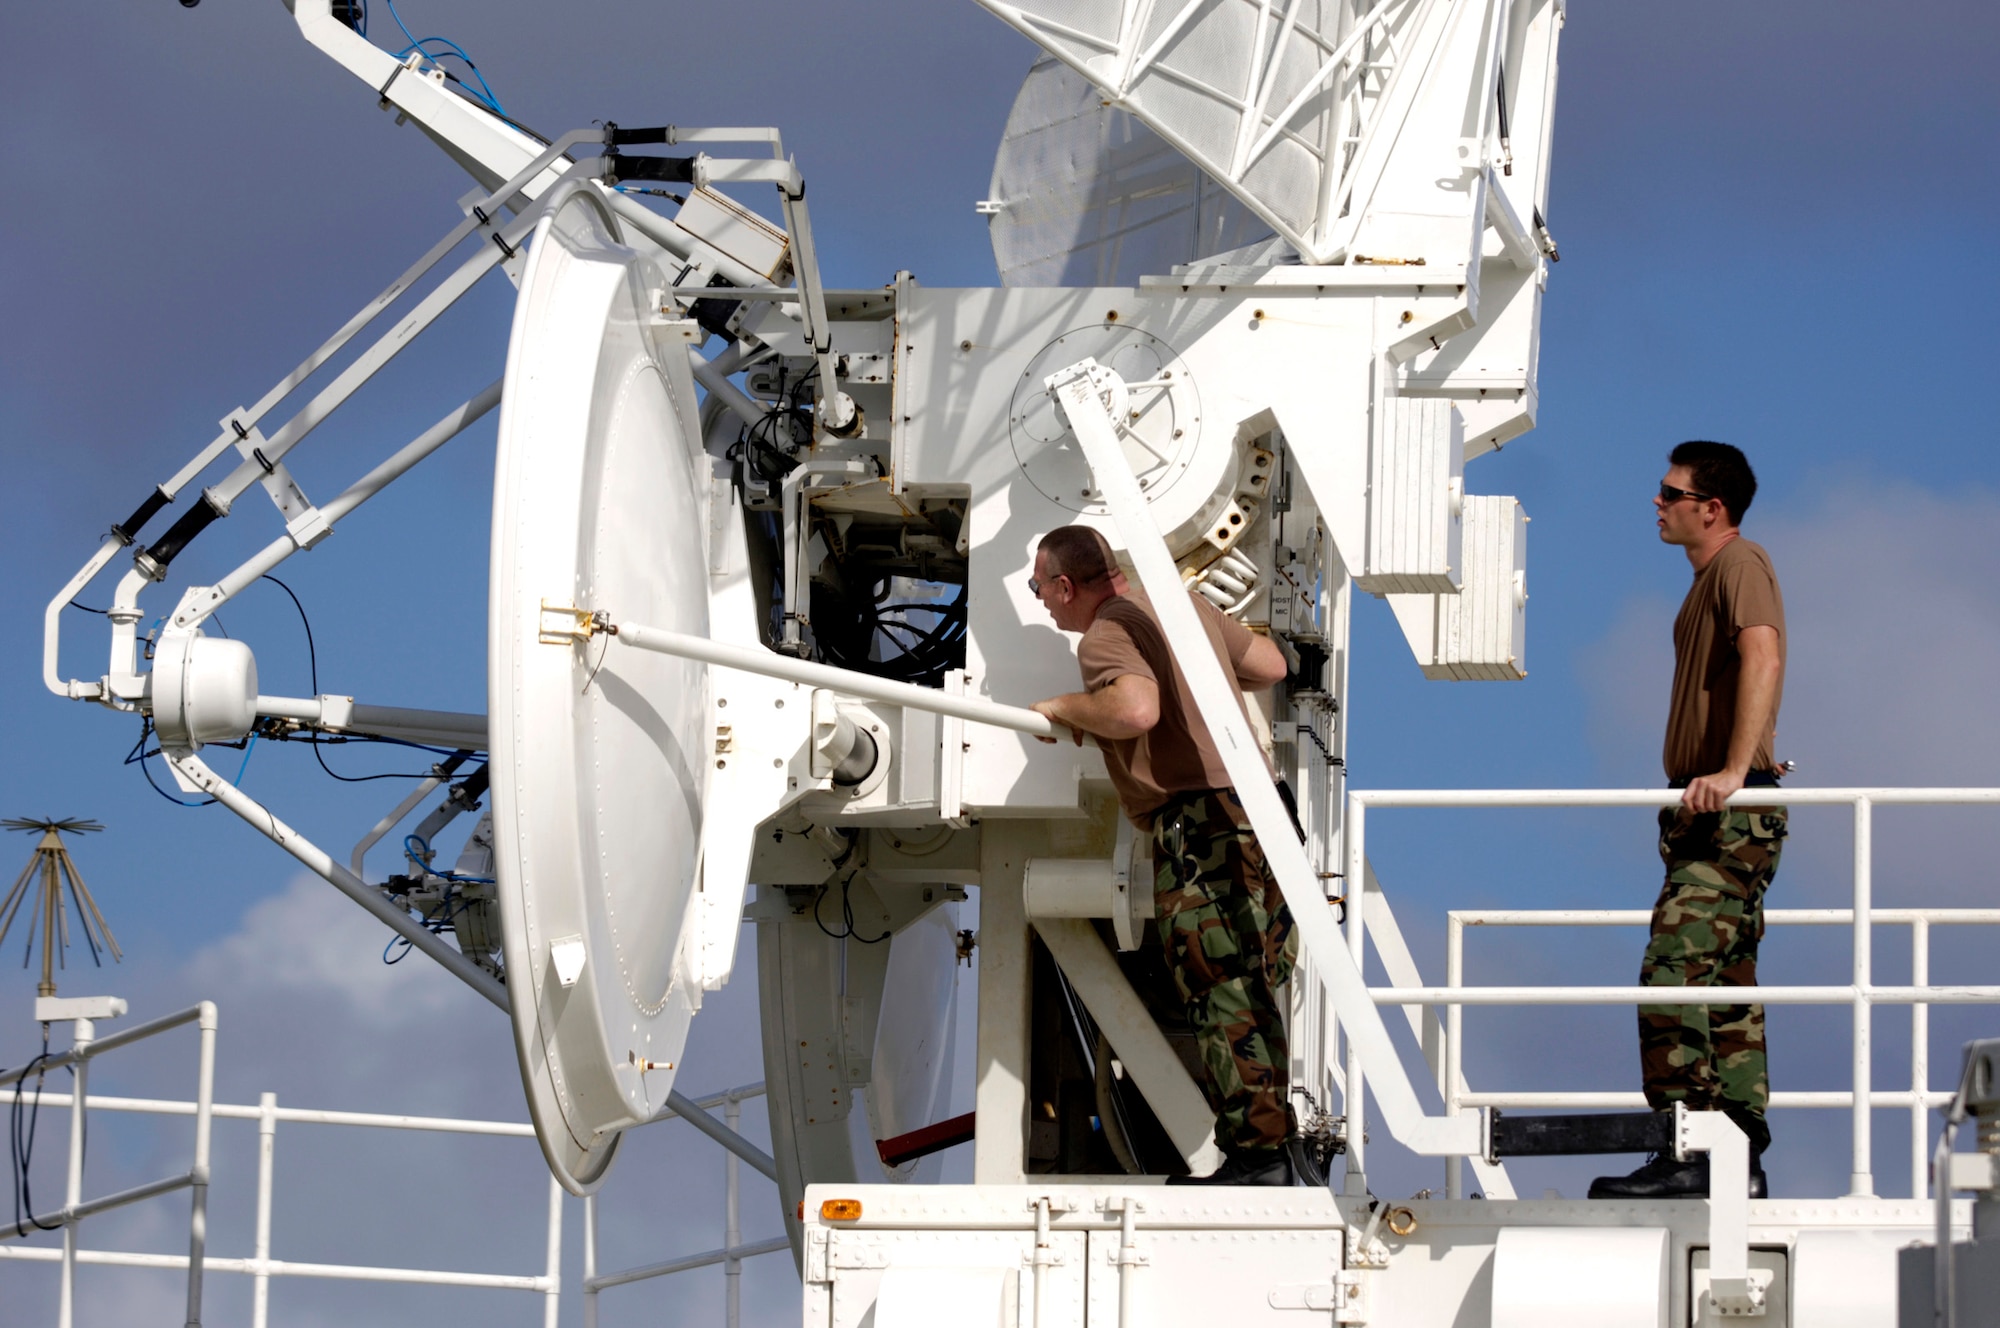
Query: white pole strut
1048 358 1478 1158
607 620 1060 739
165 751 510 1011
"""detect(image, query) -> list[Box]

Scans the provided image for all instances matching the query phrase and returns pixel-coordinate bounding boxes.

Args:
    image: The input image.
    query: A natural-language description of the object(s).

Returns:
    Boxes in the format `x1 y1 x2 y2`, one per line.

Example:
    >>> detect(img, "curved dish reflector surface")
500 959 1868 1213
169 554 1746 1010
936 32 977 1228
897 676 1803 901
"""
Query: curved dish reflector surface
974 0 1436 262
490 186 710 1193
989 54 1272 286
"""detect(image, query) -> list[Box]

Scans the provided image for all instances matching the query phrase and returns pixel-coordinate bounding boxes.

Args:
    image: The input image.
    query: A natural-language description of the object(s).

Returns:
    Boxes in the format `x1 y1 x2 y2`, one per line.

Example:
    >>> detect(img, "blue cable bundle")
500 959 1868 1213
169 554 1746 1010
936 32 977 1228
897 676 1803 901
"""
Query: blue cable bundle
357 0 508 117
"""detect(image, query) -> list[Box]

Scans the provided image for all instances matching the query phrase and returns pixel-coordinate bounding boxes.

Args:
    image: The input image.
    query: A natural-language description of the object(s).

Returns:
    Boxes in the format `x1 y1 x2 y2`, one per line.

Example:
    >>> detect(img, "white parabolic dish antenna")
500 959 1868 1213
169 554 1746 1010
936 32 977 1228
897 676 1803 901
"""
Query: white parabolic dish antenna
489 184 712 1192
988 54 1274 286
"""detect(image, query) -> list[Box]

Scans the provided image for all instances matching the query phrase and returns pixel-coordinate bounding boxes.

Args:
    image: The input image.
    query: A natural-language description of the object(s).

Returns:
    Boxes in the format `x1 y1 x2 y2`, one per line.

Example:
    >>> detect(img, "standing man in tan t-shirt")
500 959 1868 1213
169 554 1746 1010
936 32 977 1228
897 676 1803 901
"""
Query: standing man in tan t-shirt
1592 441 1788 1201
1026 525 1312 1187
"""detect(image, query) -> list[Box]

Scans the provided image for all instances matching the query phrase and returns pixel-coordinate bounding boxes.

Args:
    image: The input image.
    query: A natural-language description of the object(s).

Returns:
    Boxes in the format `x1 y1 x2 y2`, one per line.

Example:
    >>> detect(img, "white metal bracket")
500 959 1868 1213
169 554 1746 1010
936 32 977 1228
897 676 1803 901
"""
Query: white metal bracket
225 410 316 527
1678 1105 1769 1317
1333 1266 1370 1323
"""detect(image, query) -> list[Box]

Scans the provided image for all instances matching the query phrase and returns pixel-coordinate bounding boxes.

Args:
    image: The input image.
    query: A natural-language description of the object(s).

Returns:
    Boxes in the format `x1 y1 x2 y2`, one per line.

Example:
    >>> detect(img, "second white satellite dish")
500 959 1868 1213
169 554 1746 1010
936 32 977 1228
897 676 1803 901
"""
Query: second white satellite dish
987 54 1275 286
488 183 713 1193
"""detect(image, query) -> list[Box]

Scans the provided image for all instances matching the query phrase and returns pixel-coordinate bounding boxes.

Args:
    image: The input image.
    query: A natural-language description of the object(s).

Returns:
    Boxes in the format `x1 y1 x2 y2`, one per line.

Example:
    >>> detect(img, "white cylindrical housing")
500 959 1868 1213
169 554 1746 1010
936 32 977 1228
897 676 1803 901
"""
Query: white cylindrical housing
1024 858 1120 920
152 634 259 748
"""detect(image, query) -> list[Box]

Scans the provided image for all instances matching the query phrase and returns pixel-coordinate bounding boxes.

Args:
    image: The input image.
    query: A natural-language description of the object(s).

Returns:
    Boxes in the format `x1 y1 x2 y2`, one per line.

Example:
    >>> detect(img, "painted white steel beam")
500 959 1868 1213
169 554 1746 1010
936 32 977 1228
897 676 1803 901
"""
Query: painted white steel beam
609 620 1060 739
1034 918 1222 1171
1360 862 1516 1197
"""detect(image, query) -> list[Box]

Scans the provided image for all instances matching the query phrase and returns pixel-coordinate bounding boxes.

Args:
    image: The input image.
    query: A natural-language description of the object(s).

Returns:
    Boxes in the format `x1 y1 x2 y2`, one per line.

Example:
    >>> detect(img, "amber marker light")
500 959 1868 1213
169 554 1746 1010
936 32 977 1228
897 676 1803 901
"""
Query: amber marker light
820 1198 863 1221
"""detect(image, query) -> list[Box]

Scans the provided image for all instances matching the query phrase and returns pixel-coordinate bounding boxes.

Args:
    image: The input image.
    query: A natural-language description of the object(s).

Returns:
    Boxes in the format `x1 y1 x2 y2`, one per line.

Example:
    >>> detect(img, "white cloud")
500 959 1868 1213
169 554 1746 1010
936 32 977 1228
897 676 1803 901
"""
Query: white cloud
5 876 791 1327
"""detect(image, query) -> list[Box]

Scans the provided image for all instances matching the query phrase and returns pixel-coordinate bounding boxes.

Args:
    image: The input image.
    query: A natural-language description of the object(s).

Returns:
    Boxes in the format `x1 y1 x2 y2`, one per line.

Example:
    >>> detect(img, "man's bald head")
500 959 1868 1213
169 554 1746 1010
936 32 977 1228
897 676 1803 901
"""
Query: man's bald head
1037 525 1118 587
1032 525 1127 632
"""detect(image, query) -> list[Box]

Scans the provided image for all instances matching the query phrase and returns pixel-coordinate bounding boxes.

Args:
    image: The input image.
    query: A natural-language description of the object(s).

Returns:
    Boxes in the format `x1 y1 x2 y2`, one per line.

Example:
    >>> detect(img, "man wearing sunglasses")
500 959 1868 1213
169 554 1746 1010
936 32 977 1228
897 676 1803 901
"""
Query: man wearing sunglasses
1025 525 1312 1186
1592 441 1788 1200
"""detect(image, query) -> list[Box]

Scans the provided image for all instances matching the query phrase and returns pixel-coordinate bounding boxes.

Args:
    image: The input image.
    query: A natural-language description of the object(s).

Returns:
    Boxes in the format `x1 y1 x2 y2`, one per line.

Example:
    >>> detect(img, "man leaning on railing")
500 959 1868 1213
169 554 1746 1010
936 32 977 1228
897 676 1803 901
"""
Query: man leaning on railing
1592 442 1788 1201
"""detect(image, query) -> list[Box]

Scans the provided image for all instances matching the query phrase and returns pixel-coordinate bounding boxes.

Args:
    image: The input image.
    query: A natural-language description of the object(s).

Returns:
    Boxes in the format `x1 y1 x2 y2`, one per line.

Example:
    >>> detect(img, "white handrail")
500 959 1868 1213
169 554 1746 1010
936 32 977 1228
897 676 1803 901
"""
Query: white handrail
0 1071 777 1325
0 1003 216 1328
1348 785 2000 1200
1353 787 2000 808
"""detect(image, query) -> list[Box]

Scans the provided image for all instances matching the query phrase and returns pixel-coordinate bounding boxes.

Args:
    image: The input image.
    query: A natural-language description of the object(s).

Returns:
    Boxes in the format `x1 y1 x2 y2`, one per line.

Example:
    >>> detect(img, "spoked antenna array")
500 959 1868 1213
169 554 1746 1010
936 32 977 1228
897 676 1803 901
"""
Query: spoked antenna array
0 818 120 999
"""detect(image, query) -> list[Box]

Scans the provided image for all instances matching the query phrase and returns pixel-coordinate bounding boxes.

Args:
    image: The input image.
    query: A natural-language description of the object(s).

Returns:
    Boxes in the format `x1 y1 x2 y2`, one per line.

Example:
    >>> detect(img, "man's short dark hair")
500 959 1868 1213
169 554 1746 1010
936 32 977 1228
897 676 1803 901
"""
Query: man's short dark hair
1669 440 1758 525
1038 525 1117 586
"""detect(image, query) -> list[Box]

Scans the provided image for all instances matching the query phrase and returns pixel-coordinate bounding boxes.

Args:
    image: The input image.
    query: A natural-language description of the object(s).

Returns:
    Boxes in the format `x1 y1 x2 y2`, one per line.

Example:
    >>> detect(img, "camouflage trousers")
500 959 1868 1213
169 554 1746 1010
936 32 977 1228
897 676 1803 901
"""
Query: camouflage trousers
1151 787 1300 1156
1639 804 1787 1153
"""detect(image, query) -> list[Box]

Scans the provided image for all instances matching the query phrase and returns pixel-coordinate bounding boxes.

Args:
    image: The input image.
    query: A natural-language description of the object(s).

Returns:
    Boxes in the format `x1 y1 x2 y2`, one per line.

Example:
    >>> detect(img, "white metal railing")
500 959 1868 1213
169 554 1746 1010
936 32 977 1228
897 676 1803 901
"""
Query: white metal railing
1 1084 566 1325
1439 907 2000 1201
2 1046 778 1326
0 1003 216 1328
1342 787 2000 1201
582 1082 788 1328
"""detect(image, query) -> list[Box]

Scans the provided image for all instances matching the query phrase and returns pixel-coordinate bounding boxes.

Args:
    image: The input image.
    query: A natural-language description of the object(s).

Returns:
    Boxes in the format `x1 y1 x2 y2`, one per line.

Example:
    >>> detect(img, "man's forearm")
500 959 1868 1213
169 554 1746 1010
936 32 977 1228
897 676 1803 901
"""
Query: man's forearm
1037 678 1158 741
1683 626 1782 812
1721 656 1781 777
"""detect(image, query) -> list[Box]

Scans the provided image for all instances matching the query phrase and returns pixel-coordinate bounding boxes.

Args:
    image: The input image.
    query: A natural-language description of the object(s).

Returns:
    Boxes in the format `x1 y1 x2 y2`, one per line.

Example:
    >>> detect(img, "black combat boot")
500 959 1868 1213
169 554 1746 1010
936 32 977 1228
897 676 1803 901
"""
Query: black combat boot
1168 1147 1292 1187
1588 1151 1710 1199
1727 1109 1771 1199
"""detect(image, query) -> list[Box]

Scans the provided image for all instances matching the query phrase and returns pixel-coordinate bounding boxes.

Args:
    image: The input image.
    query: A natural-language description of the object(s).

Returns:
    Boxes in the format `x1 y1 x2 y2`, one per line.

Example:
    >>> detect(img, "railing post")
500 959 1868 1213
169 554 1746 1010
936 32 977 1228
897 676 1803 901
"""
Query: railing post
185 1003 217 1328
1850 795 1875 1197
1911 918 1930 1201
725 1094 742 1328
583 1193 599 1328
1446 913 1465 1200
1341 796 1367 1194
542 1174 563 1328
60 1017 94 1328
253 1091 277 1328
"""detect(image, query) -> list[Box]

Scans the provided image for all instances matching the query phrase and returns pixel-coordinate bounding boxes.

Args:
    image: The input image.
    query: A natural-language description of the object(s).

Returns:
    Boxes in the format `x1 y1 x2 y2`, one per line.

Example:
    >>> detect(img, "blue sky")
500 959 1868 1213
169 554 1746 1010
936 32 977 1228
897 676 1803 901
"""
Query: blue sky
3 1 1998 1320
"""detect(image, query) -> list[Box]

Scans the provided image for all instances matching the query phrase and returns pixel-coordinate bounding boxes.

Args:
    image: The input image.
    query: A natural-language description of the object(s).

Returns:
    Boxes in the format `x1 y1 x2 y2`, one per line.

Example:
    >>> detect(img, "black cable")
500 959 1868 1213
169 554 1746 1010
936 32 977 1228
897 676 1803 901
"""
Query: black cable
382 894 472 966
811 877 849 940
260 575 470 780
1299 719 1344 770
260 573 320 687
126 719 217 809
811 872 889 944
9 1031 64 1237
65 602 108 616
843 875 889 944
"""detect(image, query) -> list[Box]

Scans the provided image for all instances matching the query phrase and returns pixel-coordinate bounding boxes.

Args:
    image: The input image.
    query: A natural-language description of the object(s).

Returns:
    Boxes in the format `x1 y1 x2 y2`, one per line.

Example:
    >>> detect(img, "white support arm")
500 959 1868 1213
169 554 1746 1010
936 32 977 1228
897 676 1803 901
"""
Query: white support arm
168 381 504 635
254 696 486 750
293 0 567 199
604 618 1059 739
167 751 508 1011
43 538 124 700
1050 358 1477 1157
1481 166 1541 268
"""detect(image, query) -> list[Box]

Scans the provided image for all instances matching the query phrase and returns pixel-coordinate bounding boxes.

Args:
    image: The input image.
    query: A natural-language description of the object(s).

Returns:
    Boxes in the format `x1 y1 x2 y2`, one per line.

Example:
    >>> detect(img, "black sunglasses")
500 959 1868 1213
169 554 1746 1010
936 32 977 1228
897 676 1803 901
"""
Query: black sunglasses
1658 482 1716 505
1030 567 1108 596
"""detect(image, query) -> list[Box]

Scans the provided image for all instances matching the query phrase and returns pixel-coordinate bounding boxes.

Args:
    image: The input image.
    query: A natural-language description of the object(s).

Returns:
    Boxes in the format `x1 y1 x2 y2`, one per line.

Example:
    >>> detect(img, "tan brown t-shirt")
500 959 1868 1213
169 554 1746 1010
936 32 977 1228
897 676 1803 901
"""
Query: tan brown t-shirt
1077 589 1261 821
1663 536 1786 782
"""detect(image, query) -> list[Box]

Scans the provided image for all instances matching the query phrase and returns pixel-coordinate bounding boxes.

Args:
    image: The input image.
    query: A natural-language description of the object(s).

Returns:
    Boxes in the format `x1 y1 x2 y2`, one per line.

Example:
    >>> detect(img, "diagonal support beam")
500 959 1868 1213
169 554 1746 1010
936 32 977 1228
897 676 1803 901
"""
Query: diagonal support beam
1048 359 1477 1159
1035 918 1221 1172
1360 860 1516 1196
